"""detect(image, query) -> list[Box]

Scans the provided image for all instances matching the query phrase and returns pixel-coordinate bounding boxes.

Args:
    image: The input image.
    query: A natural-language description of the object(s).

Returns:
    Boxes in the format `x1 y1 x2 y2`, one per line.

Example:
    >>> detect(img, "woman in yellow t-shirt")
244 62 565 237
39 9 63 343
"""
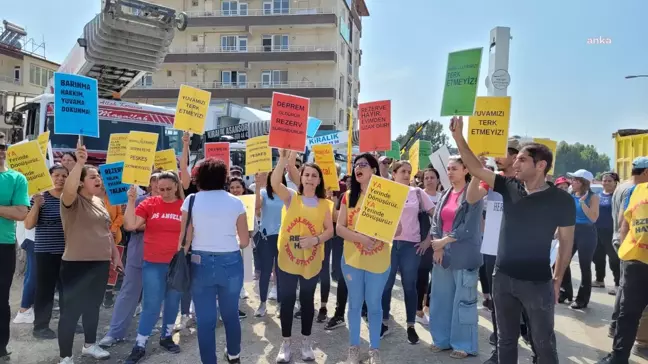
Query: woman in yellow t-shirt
337 153 390 364
270 149 334 363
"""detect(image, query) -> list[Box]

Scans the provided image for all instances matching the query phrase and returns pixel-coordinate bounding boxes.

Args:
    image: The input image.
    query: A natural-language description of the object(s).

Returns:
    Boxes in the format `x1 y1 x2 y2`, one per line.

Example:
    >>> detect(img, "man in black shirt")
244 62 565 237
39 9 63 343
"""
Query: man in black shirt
450 116 575 364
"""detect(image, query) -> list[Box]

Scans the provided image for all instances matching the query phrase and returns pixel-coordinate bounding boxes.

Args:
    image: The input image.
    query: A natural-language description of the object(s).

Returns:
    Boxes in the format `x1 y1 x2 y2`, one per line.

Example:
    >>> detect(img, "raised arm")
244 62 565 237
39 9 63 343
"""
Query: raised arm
466 174 489 205
254 173 266 218
123 186 146 231
61 138 86 207
449 116 496 189
23 195 43 229
271 150 294 205
180 132 191 190
286 151 300 187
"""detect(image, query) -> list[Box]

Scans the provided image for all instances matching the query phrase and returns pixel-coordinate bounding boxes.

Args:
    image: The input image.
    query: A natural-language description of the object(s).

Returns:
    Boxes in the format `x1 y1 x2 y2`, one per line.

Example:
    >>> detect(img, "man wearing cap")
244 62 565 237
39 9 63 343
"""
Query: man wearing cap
0 131 30 359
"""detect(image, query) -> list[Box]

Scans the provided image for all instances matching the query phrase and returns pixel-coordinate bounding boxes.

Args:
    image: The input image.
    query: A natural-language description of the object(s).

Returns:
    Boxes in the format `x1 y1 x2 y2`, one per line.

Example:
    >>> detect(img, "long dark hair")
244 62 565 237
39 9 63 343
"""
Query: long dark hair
229 177 251 195
266 168 287 200
298 163 327 199
448 156 471 183
423 167 444 192
349 153 379 208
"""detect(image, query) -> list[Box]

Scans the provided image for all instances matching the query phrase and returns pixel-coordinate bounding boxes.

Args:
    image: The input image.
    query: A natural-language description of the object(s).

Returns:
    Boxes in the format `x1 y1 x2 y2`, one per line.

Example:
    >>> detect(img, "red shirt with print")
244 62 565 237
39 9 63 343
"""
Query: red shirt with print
136 196 183 263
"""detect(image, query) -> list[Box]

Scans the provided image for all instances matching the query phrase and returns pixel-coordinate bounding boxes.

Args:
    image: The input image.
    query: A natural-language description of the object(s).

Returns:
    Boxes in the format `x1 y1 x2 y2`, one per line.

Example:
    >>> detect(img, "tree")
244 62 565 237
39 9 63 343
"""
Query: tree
396 120 450 159
553 141 611 178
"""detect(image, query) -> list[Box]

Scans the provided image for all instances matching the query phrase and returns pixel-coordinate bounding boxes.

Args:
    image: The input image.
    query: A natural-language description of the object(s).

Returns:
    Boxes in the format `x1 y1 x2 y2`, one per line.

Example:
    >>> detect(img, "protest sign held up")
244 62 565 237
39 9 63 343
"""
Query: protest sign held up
354 175 410 243
238 195 256 228
359 100 391 152
268 92 310 152
385 141 401 160
245 136 272 175
122 131 158 186
37 131 50 160
173 84 211 134
53 73 99 138
106 133 129 163
205 142 230 171
312 144 340 191
440 48 483 116
7 140 54 195
154 149 178 171
468 96 512 158
99 162 130 205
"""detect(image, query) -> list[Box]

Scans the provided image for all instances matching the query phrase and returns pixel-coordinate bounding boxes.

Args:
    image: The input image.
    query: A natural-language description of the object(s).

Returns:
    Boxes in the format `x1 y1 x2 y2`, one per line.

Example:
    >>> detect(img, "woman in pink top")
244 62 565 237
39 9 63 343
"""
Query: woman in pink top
381 161 435 345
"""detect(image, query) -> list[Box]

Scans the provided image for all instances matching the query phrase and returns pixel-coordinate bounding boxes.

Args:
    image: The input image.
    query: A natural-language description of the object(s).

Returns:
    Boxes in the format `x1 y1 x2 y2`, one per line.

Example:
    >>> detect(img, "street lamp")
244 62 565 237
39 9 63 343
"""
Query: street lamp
625 75 648 79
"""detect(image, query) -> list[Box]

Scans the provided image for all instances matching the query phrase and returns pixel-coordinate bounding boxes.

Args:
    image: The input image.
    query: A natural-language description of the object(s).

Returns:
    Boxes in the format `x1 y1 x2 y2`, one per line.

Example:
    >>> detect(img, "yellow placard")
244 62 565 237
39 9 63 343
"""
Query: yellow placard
245 135 272 174
354 175 410 243
154 149 177 171
122 131 158 186
313 144 340 191
467 96 512 158
409 140 420 180
106 133 129 164
173 84 211 134
7 140 54 196
347 108 353 174
533 138 557 175
37 131 50 159
238 194 256 228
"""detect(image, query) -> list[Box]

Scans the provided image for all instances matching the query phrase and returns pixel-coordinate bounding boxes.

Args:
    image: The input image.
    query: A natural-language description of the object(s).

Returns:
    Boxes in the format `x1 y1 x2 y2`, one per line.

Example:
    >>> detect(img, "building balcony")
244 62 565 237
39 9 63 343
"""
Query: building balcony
186 7 337 28
164 45 337 64
125 81 336 99
0 74 21 86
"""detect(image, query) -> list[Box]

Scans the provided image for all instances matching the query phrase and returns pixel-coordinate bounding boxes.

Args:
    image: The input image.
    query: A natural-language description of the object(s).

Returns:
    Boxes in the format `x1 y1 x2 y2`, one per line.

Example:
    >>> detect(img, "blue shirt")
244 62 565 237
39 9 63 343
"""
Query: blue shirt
573 193 594 225
623 185 637 211
259 188 284 236
596 192 613 229
33 192 65 254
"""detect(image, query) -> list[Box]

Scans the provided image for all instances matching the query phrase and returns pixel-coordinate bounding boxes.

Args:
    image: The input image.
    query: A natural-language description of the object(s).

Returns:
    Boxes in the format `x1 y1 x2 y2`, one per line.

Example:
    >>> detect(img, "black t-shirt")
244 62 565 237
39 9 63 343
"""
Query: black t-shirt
184 183 198 196
493 175 576 282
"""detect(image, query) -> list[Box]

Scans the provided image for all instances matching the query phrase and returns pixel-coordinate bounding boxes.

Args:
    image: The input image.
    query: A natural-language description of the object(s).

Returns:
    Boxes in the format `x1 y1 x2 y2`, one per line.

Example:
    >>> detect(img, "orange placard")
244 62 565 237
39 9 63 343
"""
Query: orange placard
359 100 391 152
268 92 310 152
205 142 230 171
107 245 125 286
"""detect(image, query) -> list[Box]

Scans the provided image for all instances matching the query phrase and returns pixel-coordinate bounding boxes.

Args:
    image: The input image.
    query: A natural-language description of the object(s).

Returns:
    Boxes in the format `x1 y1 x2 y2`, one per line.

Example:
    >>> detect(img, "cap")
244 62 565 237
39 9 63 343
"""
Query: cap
230 165 243 173
507 137 521 152
567 169 594 182
379 156 391 163
633 157 648 169
554 176 570 186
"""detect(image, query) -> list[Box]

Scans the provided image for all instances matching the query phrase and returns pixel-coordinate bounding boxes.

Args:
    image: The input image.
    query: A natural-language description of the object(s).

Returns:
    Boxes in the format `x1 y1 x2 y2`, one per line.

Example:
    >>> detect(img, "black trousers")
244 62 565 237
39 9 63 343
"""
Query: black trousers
0 244 16 355
33 253 63 330
277 268 318 337
594 227 620 286
417 265 431 311
611 261 648 362
58 260 110 358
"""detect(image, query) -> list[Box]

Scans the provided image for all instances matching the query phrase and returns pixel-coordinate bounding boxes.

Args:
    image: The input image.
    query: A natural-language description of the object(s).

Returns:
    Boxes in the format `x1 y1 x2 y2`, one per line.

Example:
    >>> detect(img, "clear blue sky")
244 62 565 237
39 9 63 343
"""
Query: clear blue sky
3 0 647 159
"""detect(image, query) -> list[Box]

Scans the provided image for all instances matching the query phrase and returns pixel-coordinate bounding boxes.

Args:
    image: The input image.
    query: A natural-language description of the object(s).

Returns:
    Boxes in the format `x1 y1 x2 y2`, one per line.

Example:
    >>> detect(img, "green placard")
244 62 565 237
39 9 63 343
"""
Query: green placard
440 47 483 116
418 140 432 169
385 141 400 159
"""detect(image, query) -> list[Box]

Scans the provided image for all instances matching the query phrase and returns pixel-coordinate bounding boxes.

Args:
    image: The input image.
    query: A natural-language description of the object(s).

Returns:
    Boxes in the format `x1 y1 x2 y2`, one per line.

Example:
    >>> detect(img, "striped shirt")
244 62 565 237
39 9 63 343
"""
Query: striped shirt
33 192 66 254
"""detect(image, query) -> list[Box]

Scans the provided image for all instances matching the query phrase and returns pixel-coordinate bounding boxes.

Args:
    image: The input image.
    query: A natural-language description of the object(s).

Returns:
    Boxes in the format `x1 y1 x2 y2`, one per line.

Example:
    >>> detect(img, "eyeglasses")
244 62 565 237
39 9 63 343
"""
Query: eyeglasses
354 162 370 169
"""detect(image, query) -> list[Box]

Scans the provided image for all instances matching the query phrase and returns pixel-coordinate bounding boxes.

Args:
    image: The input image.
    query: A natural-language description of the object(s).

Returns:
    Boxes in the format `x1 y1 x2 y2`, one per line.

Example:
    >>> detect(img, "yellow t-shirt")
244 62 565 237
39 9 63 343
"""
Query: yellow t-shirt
620 183 648 264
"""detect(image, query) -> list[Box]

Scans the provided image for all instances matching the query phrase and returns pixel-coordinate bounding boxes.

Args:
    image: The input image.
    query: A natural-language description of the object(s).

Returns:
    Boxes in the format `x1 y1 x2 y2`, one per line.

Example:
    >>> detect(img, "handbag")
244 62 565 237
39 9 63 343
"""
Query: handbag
416 189 432 241
167 195 195 293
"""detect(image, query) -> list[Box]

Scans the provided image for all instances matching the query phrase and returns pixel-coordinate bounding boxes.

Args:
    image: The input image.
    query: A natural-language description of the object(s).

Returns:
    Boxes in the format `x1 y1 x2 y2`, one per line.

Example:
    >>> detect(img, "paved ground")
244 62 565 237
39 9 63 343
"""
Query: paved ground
6 260 648 364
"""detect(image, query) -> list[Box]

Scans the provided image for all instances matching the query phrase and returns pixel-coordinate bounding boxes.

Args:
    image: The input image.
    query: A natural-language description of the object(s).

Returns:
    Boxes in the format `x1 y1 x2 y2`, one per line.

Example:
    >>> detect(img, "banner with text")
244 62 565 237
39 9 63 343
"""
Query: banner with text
268 92 310 152
106 133 129 163
53 73 99 137
7 140 53 195
205 142 230 171
99 162 129 205
354 175 409 243
533 138 558 175
359 100 391 152
307 131 348 148
440 48 483 116
122 131 158 186
313 144 340 191
467 96 511 158
154 149 177 171
245 135 272 174
173 84 211 134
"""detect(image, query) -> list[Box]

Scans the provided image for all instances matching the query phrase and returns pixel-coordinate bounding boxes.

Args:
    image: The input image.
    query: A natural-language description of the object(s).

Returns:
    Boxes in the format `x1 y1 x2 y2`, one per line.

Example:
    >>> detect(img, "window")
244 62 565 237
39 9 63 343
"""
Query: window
339 75 344 100
29 64 54 87
166 70 172 77
272 0 289 14
261 70 288 87
191 35 199 42
262 35 289 52
263 1 272 15
13 66 20 82
339 108 344 126
222 1 247 16
138 74 153 86
191 70 198 77
221 71 247 87
221 35 247 52
191 0 199 6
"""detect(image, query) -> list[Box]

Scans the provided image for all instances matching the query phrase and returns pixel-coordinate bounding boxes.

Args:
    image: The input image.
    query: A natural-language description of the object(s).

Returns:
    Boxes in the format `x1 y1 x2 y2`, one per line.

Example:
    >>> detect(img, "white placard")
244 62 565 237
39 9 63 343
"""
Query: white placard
429 146 451 190
481 190 503 256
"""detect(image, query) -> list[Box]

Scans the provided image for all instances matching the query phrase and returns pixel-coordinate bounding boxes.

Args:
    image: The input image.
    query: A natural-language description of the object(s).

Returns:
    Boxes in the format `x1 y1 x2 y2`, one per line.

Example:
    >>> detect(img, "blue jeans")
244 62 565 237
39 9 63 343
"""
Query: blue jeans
382 240 421 324
137 261 182 339
342 257 390 349
429 265 479 355
257 234 279 303
191 250 243 364
181 290 192 315
20 240 35 309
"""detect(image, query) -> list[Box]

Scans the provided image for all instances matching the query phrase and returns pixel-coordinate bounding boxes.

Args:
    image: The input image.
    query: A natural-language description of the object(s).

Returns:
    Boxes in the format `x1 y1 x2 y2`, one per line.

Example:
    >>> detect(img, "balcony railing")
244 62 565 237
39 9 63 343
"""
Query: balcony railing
169 45 336 54
185 7 335 17
0 75 21 85
131 81 334 90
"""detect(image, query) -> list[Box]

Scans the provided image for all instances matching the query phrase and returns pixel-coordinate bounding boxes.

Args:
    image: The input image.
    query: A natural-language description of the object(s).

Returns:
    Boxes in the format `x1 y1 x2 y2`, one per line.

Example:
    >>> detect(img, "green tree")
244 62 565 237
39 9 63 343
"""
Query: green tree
396 120 450 159
553 141 611 178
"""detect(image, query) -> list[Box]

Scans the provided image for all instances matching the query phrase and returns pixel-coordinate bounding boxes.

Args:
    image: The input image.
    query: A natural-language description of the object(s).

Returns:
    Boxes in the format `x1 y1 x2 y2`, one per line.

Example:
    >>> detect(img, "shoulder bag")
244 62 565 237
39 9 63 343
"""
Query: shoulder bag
167 195 195 293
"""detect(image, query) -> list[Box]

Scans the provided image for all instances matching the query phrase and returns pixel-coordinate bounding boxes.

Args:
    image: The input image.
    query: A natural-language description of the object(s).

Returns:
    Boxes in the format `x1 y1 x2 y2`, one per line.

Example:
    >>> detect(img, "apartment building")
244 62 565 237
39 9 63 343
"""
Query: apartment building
124 0 369 131
0 21 59 132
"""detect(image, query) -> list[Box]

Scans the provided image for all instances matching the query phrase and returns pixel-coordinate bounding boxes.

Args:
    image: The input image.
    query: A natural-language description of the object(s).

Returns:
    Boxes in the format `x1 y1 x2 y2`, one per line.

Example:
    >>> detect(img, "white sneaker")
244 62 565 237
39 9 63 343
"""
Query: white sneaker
98 335 119 348
268 285 278 300
415 314 429 326
13 308 34 324
58 357 74 364
175 314 191 330
276 340 292 363
81 344 110 359
240 288 249 299
301 337 315 361
255 303 267 317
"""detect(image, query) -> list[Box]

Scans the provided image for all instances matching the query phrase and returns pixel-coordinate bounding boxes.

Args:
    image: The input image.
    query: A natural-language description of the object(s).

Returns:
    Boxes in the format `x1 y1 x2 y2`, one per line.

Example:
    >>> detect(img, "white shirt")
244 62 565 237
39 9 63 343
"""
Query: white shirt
286 172 298 190
183 190 246 253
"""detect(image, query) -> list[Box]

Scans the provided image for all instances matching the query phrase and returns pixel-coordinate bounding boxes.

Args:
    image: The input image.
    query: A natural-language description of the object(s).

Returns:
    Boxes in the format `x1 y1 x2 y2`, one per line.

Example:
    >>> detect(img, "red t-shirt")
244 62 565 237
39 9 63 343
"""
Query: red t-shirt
136 196 183 263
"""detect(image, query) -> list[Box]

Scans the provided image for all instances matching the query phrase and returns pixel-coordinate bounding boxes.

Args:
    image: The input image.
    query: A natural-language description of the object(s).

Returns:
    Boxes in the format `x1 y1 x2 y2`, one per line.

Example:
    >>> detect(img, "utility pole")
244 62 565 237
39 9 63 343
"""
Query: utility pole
485 27 511 97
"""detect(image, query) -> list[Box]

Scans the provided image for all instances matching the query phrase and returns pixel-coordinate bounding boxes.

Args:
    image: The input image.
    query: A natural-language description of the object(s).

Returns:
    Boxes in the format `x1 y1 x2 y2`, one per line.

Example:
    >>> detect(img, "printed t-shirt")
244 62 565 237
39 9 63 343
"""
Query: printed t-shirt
341 192 391 273
619 183 648 264
440 189 462 233
0 169 29 244
33 192 66 254
136 196 183 263
61 194 113 261
394 186 435 243
596 192 613 229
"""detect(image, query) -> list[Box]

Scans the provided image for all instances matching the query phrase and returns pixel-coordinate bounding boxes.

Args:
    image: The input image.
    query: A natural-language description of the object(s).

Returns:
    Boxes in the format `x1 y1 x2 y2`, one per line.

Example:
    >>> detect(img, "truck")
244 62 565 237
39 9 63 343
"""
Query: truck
613 129 648 181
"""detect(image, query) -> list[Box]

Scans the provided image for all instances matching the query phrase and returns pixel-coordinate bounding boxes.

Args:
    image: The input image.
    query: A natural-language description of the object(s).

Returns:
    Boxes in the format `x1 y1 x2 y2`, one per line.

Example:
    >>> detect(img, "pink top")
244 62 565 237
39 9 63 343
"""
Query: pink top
394 187 436 243
440 189 463 233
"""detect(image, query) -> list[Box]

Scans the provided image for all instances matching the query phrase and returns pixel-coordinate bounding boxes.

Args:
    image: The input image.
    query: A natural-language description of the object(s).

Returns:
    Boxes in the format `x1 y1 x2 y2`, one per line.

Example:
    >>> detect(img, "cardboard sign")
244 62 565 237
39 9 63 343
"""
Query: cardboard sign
307 130 348 148
53 73 99 137
154 149 177 171
37 131 50 160
106 133 129 163
268 92 310 152
440 48 483 116
533 138 558 175
429 146 451 190
313 144 340 191
122 131 158 186
173 84 211 134
205 142 230 171
245 136 272 174
468 97 512 158
307 117 322 138
7 140 54 195
99 162 129 205
359 100 391 152
385 141 400 160
107 245 125 286
238 194 256 228
354 175 409 243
